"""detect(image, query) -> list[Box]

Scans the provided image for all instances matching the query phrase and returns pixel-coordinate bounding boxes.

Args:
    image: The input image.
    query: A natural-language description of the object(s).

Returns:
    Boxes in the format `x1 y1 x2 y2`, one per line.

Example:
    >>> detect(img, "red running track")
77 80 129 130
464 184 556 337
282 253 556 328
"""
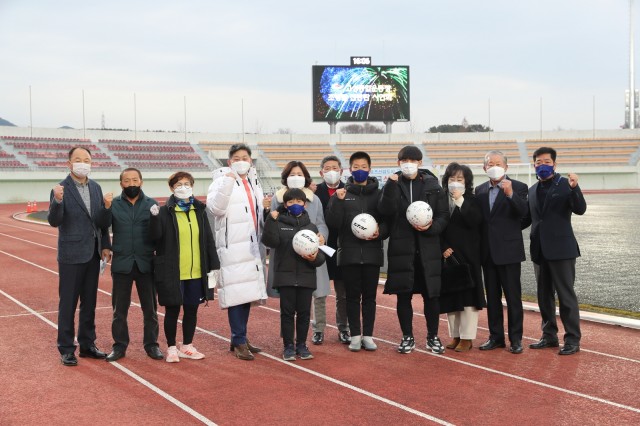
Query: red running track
0 203 639 425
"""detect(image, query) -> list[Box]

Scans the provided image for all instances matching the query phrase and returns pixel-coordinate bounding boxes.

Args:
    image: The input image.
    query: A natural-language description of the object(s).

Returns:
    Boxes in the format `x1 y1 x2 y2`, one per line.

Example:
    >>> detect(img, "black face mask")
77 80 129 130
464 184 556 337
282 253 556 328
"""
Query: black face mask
123 185 141 199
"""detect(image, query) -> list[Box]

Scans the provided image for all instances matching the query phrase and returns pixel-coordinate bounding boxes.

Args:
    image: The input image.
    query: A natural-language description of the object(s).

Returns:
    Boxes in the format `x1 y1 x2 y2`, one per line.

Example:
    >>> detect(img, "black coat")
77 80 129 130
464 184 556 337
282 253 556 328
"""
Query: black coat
527 174 587 263
378 170 449 297
439 193 486 312
315 181 345 280
261 207 325 289
149 196 220 306
325 177 389 267
475 177 529 265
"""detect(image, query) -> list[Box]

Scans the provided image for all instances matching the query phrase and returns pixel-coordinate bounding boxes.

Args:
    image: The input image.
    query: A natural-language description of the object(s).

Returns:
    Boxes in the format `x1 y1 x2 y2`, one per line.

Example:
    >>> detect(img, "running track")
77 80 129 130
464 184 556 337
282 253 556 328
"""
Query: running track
0 203 638 425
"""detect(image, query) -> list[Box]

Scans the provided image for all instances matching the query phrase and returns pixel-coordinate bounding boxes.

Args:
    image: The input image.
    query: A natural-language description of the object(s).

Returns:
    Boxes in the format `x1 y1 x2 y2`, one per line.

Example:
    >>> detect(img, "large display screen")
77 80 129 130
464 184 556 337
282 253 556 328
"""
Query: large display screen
312 65 410 122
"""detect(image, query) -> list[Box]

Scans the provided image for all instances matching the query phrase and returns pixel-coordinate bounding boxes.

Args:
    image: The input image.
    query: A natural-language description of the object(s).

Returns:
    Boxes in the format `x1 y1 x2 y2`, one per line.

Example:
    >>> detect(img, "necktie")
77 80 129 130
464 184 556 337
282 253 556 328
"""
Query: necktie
242 177 257 231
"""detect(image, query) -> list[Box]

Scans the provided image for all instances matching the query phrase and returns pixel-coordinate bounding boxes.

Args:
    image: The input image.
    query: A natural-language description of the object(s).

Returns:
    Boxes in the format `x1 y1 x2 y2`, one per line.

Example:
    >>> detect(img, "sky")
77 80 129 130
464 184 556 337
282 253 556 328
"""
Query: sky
0 0 637 134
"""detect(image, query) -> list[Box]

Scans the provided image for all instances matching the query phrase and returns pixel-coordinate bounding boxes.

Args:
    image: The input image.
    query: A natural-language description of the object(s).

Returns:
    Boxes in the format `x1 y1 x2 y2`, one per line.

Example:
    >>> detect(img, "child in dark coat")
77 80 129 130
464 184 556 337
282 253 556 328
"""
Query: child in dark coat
262 188 326 361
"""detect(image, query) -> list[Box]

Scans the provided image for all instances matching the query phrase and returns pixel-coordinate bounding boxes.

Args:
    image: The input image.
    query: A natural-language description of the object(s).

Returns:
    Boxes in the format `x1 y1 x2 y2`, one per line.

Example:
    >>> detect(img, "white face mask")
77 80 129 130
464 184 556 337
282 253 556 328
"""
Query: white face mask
322 170 341 185
174 187 193 199
287 175 306 189
486 166 505 180
231 160 251 176
400 162 418 177
448 182 465 193
72 162 91 178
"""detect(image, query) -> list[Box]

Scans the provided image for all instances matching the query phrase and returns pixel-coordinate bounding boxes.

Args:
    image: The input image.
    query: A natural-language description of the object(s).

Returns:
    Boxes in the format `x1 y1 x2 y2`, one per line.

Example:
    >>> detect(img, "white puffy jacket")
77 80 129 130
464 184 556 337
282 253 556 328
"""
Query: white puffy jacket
207 167 268 308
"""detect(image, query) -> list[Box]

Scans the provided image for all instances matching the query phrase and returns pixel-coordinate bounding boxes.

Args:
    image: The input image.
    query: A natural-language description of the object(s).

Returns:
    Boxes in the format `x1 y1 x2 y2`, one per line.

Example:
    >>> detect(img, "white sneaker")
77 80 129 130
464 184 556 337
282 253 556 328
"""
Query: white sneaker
166 346 180 363
362 336 377 351
178 343 205 360
349 335 362 352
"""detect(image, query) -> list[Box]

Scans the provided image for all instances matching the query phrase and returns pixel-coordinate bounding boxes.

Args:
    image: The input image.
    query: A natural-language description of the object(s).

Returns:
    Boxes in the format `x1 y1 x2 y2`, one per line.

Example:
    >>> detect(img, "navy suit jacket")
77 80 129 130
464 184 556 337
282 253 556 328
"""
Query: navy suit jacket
48 174 111 264
527 174 587 263
475 177 529 265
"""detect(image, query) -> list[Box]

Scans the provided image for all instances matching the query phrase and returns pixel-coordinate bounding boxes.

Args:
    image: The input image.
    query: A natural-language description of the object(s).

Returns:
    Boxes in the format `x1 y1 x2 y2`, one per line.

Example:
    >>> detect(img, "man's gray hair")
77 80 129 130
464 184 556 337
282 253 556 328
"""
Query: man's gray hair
484 150 508 166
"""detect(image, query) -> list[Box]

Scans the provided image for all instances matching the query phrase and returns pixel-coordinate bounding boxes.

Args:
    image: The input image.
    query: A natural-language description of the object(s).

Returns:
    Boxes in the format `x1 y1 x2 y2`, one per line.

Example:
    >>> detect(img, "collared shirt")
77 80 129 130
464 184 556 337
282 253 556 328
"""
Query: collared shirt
74 179 91 213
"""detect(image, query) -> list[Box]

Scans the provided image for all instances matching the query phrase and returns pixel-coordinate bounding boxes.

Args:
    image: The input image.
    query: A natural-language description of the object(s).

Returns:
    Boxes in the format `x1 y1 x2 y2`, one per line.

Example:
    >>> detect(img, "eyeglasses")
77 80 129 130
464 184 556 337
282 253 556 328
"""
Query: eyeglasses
174 183 191 189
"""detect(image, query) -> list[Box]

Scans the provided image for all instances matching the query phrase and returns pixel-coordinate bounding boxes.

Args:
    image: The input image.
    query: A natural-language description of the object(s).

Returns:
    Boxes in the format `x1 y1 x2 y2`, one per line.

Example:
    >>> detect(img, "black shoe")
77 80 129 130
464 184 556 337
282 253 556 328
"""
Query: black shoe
509 341 523 354
311 332 324 345
338 330 351 344
79 345 107 359
146 346 163 360
559 344 580 355
296 343 314 360
61 353 78 366
106 350 126 362
479 339 506 351
529 338 560 349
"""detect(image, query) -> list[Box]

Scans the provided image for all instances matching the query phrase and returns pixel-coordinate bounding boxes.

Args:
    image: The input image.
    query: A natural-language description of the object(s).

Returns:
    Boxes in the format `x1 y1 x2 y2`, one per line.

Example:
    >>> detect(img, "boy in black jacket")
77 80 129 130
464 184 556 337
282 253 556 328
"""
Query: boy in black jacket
325 151 389 352
262 188 325 361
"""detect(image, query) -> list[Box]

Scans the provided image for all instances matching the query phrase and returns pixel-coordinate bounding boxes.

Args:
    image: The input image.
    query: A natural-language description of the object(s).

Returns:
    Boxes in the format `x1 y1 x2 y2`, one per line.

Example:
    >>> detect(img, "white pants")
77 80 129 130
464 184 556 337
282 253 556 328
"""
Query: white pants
447 307 479 340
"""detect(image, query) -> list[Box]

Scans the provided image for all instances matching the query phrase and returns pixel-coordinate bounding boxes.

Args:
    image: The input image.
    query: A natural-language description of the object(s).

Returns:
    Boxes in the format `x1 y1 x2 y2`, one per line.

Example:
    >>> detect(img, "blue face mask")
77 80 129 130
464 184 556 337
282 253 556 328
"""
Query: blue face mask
351 169 369 183
287 204 305 216
535 164 555 180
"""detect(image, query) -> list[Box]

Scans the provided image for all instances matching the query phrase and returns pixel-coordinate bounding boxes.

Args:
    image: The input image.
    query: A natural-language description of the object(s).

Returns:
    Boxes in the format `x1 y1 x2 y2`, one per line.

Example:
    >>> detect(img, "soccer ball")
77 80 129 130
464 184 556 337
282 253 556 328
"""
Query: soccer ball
351 213 378 239
292 229 319 256
406 201 433 227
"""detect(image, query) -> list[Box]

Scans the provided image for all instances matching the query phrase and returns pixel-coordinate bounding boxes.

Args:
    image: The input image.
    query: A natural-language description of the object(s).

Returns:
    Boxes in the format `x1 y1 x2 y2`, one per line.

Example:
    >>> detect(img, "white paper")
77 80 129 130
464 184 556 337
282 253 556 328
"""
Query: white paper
318 245 336 257
99 258 108 275
207 270 219 288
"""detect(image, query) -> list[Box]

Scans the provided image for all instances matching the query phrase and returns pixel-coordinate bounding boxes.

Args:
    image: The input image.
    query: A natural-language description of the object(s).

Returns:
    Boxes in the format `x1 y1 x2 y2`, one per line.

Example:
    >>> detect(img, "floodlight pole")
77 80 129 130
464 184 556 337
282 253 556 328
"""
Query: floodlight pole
384 121 393 134
630 0 636 129
329 121 337 134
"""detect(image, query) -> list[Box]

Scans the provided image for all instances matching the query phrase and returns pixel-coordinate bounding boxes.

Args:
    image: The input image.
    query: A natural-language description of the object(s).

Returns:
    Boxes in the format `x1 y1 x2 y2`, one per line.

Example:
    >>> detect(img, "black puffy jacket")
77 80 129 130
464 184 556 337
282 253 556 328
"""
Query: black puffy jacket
149 196 220 306
378 170 449 296
325 176 389 267
261 207 325 289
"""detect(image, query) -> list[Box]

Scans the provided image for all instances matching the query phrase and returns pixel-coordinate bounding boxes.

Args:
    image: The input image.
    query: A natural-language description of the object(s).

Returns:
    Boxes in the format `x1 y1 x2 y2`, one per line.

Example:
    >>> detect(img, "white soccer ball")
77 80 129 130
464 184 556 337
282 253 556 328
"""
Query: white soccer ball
292 229 319 256
406 201 433 227
351 213 378 240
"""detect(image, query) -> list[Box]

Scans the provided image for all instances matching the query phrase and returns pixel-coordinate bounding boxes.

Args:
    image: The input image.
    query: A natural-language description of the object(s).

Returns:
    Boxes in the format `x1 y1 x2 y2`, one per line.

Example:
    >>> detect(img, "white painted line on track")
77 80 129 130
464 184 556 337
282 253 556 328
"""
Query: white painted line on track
0 232 57 249
0 254 217 426
3 237 640 417
0 249 454 425
0 221 58 236
0 306 111 319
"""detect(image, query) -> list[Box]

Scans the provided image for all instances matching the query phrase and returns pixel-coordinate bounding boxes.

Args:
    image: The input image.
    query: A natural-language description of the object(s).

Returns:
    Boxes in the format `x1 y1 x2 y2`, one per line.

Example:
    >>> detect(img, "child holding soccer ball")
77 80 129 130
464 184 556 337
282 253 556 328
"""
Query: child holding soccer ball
261 188 325 361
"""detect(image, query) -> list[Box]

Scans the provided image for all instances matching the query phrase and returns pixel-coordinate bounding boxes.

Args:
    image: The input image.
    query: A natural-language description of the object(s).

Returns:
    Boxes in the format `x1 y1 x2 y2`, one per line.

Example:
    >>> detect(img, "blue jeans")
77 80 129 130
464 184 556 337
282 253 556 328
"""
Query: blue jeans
228 303 251 346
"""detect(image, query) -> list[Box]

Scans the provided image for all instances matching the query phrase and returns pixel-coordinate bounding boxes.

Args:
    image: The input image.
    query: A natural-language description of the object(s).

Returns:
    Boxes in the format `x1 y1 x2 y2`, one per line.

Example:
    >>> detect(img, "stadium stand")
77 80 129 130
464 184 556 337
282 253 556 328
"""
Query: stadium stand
335 140 412 167
524 138 640 165
99 139 209 170
422 139 521 166
257 141 334 170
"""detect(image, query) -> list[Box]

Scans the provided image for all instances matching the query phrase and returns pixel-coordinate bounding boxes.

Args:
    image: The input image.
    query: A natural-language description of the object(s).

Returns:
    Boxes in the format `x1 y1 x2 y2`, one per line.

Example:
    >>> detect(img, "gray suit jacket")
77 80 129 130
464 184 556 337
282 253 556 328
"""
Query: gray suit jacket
48 174 112 264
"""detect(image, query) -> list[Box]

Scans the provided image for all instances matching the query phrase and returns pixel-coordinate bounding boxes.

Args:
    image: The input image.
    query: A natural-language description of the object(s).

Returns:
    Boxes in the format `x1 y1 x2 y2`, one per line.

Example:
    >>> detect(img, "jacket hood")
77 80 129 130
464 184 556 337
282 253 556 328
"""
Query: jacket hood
165 195 205 209
212 165 260 182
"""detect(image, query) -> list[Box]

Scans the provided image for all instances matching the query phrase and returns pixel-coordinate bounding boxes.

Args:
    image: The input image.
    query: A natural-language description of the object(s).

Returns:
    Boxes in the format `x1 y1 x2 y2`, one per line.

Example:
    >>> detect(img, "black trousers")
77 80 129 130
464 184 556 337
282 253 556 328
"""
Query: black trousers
534 259 581 345
341 264 380 337
396 256 441 338
111 263 159 352
164 304 199 347
279 286 314 346
482 260 523 343
57 253 100 355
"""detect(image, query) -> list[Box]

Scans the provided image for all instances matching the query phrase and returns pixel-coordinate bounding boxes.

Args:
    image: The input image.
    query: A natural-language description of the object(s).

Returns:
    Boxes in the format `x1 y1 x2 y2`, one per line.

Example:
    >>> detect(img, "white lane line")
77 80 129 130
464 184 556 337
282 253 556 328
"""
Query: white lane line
259 306 640 414
0 249 454 425
0 221 58 236
0 232 57 250
333 295 640 364
0 306 112 319
0 255 217 426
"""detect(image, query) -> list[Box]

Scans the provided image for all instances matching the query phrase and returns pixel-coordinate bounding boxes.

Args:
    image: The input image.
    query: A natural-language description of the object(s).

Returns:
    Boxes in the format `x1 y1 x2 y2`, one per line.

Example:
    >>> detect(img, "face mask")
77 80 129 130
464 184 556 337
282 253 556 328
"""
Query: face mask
535 164 555 180
351 169 369 183
486 166 505 180
448 182 465 193
72 162 91 178
322 170 341 185
287 204 305 216
231 160 251 175
287 175 306 189
123 186 141 199
174 186 193 200
400 162 418 177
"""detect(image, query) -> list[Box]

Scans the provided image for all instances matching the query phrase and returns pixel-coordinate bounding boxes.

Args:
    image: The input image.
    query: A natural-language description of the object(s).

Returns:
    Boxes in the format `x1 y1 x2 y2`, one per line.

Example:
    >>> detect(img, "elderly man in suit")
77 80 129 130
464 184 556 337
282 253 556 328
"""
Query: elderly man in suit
475 150 529 354
526 147 586 355
48 146 112 366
